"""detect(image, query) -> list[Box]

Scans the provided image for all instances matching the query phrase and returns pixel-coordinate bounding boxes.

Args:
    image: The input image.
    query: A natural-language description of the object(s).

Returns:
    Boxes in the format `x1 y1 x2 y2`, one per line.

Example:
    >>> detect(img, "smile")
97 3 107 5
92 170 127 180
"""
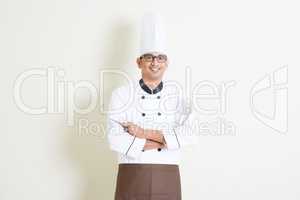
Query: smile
150 66 160 72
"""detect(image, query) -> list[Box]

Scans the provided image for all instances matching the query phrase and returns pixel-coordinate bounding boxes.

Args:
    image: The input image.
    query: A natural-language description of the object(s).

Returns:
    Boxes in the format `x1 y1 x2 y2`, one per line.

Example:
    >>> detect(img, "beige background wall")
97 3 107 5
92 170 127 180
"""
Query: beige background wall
1 0 300 199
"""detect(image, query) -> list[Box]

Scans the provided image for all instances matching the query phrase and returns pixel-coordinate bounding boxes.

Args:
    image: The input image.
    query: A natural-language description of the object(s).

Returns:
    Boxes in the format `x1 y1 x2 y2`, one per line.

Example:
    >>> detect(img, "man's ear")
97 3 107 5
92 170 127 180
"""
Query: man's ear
136 58 141 69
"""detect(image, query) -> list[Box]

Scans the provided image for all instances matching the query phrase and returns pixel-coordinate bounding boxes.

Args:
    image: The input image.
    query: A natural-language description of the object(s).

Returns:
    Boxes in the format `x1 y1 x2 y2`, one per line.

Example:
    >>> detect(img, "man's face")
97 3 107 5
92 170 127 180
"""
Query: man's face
136 52 168 81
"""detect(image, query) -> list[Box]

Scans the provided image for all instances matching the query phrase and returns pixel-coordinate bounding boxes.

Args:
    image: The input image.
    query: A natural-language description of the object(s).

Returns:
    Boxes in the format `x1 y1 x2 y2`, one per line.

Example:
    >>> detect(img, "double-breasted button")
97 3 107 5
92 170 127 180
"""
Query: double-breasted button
157 112 161 116
142 113 146 117
157 96 160 99
157 148 161 151
141 95 145 99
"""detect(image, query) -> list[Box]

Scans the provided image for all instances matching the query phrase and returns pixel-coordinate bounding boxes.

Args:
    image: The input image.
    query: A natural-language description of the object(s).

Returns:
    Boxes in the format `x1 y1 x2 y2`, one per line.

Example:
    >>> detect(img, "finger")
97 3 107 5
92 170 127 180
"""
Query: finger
122 122 134 127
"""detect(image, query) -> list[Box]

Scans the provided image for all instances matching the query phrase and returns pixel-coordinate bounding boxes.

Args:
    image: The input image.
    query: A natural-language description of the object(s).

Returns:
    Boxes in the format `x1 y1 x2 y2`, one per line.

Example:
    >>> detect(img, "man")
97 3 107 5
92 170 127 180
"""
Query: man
107 13 198 200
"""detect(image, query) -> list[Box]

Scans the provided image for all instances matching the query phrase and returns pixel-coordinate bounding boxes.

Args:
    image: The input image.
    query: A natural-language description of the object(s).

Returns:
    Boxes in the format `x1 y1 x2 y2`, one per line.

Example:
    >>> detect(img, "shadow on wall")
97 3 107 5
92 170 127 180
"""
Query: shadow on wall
62 19 136 200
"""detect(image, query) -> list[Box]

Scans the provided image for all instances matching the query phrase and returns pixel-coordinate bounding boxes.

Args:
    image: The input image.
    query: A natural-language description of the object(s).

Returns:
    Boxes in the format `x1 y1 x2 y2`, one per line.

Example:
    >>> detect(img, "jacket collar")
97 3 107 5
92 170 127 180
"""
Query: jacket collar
139 78 163 94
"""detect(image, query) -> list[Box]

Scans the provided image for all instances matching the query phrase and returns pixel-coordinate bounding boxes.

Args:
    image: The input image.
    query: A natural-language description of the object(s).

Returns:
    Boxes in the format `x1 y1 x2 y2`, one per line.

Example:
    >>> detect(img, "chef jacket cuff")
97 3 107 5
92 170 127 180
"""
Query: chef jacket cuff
125 137 147 159
162 128 180 150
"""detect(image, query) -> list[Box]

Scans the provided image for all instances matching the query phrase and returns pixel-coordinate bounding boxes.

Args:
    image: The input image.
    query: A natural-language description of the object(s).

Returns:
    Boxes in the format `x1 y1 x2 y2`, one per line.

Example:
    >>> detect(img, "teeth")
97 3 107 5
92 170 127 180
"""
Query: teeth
150 67 160 72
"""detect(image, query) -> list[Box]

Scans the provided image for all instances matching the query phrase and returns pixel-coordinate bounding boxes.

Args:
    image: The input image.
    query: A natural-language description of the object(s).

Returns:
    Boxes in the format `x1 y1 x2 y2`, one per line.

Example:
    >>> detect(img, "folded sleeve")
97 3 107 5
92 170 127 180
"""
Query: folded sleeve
162 100 199 150
106 89 146 159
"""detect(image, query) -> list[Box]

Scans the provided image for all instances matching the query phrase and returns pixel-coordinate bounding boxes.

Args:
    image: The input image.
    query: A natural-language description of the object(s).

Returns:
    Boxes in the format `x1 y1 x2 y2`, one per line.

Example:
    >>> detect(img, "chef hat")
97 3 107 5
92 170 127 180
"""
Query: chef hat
139 13 167 56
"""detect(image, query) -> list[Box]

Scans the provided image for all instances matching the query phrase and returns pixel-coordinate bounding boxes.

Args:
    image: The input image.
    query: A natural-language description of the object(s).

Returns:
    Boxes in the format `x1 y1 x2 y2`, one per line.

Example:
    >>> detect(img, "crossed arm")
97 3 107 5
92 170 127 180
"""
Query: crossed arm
121 122 167 151
107 90 197 157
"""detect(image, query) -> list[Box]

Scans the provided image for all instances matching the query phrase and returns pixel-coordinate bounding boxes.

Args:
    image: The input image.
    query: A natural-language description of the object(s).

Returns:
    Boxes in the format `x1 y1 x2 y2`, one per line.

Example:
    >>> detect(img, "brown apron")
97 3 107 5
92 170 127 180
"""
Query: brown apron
114 163 182 200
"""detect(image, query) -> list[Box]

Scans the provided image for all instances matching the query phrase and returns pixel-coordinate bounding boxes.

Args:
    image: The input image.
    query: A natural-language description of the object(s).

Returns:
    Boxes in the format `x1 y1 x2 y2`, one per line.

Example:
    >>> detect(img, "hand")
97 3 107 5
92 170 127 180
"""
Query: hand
121 122 146 139
143 139 165 151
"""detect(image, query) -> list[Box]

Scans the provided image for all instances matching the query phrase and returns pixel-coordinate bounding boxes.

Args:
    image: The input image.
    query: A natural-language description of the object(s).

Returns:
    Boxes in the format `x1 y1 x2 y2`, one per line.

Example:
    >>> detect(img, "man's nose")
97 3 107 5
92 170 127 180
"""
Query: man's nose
151 57 159 65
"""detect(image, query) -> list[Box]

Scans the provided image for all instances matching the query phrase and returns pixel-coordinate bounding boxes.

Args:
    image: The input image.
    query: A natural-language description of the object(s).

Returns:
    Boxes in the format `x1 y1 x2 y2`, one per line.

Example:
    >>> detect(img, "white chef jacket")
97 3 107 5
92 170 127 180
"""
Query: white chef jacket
106 78 198 165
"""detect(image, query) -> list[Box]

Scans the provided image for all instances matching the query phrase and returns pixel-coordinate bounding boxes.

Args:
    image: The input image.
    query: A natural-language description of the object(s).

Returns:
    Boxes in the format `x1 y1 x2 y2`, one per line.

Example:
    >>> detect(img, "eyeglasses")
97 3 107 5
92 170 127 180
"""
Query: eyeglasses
140 54 168 63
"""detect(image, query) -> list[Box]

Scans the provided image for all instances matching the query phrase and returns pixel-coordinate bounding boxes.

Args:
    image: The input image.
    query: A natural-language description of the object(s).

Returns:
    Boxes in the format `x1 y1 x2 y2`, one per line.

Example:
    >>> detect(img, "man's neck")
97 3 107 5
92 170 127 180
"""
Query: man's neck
142 77 162 89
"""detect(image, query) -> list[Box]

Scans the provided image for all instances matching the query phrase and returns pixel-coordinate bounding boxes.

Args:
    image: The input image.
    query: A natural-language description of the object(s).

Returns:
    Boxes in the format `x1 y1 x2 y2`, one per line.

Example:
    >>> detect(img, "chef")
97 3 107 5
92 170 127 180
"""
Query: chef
107 13 198 200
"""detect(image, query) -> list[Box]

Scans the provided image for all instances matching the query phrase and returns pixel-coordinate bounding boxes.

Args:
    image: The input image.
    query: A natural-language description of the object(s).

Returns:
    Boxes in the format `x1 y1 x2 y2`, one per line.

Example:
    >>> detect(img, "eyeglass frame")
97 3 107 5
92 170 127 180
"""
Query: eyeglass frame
139 53 168 63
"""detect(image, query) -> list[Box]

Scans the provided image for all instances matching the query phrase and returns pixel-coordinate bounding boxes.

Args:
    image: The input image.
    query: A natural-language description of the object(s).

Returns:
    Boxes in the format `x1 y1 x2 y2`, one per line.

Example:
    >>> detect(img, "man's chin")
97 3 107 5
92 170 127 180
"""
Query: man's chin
148 74 163 81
